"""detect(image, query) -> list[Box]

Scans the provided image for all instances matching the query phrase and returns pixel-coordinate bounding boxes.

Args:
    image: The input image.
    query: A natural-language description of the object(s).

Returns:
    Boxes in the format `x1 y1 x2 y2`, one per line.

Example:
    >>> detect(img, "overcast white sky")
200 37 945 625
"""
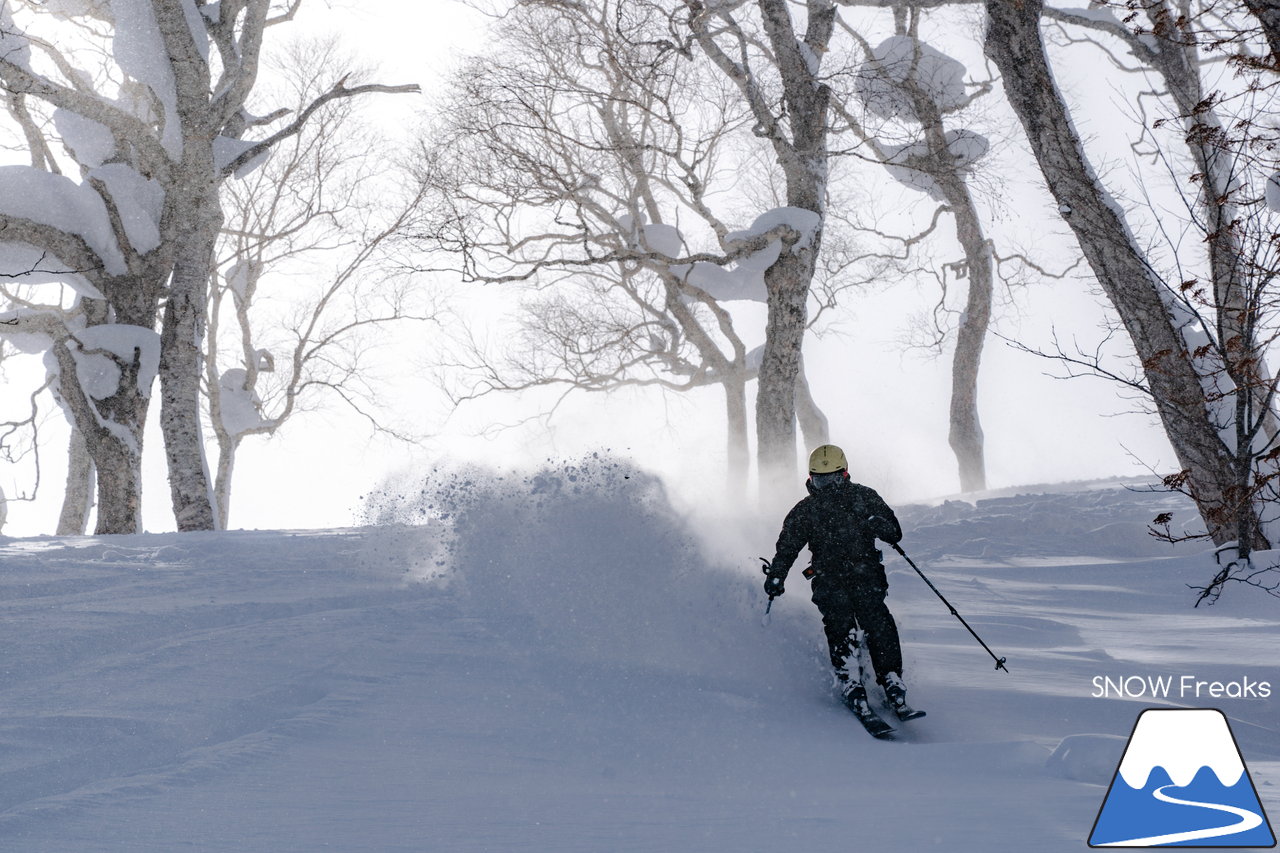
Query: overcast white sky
1 1 1179 537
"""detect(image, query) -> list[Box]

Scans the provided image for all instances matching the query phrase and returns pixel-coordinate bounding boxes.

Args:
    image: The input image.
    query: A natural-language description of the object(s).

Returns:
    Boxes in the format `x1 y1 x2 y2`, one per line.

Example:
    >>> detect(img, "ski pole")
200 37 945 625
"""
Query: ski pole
891 542 1009 673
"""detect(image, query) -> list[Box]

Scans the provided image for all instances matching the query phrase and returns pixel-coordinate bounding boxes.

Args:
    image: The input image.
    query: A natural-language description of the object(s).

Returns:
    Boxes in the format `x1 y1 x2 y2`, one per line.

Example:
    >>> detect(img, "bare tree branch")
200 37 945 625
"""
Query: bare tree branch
220 78 422 178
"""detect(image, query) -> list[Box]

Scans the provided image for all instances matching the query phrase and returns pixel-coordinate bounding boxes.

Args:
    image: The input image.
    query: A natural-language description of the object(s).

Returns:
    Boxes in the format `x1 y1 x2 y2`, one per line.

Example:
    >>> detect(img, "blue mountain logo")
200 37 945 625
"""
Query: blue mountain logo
1090 708 1275 847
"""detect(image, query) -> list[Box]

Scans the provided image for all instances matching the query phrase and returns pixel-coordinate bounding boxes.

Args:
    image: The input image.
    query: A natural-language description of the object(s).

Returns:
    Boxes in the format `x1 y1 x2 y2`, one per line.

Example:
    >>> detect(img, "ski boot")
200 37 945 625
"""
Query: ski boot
839 674 894 739
882 672 926 721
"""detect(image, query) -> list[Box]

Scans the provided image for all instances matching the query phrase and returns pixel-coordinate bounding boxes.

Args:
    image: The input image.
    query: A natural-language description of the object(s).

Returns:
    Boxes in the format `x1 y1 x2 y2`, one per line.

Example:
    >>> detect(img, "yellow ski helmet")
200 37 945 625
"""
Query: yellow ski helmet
808 444 847 474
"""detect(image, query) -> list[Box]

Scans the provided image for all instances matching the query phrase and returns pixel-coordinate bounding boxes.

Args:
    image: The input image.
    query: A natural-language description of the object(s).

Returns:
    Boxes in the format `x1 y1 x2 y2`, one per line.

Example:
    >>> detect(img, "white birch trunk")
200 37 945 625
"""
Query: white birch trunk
160 206 222 531
1130 3 1280 445
1244 0 1280 59
153 0 224 531
942 185 991 494
1142 3 1278 551
835 19 995 491
213 431 240 530
724 371 749 497
47 327 150 535
985 0 1254 547
901 53 993 494
56 425 95 536
751 0 835 488
2 2 413 533
794 354 830 450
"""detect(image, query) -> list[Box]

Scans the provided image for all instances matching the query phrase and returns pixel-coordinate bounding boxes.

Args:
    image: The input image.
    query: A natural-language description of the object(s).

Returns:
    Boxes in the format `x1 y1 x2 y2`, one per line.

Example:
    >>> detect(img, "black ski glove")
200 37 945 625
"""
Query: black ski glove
866 515 901 545
764 575 785 599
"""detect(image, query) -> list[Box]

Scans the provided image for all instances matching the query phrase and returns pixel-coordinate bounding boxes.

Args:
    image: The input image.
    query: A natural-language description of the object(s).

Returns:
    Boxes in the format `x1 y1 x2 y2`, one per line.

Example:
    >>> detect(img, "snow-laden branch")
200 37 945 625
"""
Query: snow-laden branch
0 56 171 180
444 221 804 286
1042 5 1159 64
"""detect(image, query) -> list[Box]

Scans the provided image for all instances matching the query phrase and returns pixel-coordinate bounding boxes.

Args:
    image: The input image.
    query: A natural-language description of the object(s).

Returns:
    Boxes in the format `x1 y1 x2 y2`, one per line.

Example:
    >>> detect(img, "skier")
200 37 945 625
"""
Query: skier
763 444 920 729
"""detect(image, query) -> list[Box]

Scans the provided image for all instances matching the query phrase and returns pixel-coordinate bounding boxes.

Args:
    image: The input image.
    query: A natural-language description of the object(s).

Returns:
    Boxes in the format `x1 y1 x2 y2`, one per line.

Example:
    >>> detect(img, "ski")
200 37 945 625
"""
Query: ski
842 691 895 739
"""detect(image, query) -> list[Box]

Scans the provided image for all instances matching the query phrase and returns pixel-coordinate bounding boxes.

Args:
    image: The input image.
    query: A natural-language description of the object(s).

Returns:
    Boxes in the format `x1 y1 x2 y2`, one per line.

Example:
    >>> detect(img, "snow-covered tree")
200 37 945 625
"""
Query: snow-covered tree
208 39 433 528
837 8 998 493
0 1 415 533
985 0 1280 572
676 0 842 487
0 20 172 536
426 1 850 492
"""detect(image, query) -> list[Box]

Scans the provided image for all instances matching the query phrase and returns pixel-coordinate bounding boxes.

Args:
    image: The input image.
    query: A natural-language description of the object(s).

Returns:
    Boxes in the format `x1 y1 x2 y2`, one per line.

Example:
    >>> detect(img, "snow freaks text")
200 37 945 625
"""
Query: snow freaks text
1091 676 1272 700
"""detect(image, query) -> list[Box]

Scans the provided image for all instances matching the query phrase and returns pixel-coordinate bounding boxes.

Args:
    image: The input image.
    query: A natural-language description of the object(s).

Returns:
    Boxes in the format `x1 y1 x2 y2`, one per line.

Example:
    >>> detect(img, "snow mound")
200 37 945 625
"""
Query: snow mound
88 164 163 254
224 258 261 300
1047 733 1127 782
638 222 683 258
898 484 1198 561
613 209 817 304
213 135 271 178
362 458 782 677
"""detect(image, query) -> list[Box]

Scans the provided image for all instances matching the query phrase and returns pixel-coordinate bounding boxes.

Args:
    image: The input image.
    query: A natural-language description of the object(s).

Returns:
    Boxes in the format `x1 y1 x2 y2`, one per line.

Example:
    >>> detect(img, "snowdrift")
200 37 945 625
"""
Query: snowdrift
0 462 1275 851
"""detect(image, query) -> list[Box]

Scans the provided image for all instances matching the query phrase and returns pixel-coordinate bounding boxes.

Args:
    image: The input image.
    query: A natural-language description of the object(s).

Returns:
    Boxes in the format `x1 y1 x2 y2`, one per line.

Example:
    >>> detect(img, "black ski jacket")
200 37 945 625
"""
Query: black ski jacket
768 477 902 582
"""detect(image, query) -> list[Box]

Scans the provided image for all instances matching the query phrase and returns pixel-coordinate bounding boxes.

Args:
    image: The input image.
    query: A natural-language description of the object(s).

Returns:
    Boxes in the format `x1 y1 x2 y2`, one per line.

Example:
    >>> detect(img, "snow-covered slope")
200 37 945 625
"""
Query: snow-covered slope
0 465 1275 851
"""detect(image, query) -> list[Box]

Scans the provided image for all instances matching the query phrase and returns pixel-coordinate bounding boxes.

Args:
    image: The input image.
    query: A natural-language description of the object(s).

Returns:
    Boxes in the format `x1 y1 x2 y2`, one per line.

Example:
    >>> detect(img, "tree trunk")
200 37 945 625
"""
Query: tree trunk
749 0 834 490
757 250 815 487
985 0 1256 547
1243 0 1280 63
56 425 95 535
160 207 221 532
213 431 240 530
724 371 749 497
1146 2 1280 552
155 0 225 533
1141 4 1280 450
895 35 993 493
92 437 143 535
795 354 830 450
46 310 153 536
944 193 991 494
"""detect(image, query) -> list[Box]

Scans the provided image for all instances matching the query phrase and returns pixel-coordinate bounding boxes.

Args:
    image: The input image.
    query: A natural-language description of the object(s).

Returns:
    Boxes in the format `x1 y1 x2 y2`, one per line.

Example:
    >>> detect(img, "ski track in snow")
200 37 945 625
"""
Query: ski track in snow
0 471 1275 851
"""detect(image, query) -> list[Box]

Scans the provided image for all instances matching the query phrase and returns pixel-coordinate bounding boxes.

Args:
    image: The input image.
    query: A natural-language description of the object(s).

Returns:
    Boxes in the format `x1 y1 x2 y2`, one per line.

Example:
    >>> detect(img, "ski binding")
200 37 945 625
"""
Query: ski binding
842 691 895 739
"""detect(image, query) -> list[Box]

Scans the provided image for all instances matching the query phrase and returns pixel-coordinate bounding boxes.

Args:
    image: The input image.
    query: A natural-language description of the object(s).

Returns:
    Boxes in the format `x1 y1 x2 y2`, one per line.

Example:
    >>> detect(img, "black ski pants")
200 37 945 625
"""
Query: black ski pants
810 566 903 685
